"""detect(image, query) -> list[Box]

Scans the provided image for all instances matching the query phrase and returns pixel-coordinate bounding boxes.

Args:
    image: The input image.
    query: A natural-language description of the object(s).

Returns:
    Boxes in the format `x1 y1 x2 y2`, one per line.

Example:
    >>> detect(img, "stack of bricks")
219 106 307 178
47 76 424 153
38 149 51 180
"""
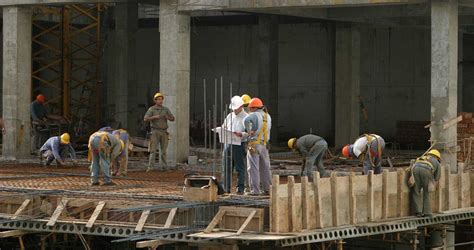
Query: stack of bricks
457 112 474 162
395 121 430 149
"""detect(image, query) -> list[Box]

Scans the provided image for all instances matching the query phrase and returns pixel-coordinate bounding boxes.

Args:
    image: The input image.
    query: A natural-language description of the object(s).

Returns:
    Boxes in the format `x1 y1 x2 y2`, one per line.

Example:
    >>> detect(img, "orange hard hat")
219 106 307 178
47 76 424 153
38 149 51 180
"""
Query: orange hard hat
248 98 263 108
342 145 351 158
36 94 45 103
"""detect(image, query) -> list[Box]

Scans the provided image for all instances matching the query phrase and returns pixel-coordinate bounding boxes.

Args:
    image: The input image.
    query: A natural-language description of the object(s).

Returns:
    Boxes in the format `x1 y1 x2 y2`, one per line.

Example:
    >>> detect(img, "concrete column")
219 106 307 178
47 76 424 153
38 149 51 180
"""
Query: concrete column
2 6 32 160
334 23 360 148
431 0 458 171
159 0 190 165
258 15 279 142
458 32 463 113
114 3 137 131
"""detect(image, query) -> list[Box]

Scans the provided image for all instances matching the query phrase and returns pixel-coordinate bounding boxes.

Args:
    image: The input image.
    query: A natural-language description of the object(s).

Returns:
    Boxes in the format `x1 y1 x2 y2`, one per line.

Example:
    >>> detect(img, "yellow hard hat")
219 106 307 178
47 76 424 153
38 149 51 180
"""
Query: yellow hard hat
427 149 441 160
120 140 125 151
241 94 251 105
288 138 297 150
60 133 70 144
154 92 163 100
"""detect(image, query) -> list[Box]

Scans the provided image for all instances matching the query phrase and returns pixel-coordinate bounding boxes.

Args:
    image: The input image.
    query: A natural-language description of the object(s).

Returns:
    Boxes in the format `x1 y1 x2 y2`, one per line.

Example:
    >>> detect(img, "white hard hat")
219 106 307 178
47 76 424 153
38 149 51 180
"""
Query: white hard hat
229 95 244 110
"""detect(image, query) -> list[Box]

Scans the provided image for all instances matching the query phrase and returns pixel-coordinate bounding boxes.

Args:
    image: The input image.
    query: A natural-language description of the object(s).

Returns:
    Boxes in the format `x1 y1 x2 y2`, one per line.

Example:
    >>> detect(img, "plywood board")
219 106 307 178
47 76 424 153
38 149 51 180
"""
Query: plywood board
319 177 333 228
336 176 350 226
353 175 368 224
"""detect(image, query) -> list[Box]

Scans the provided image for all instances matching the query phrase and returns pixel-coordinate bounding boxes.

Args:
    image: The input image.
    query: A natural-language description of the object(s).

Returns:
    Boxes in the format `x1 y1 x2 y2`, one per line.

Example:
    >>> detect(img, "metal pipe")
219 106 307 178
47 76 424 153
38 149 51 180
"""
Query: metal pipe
203 79 207 149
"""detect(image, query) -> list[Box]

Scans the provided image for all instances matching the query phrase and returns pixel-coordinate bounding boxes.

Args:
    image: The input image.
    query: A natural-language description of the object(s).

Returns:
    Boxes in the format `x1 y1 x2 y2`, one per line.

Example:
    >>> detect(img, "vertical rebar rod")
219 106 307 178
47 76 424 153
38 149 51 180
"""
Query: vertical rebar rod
229 82 233 193
203 79 207 149
220 76 224 178
213 79 217 175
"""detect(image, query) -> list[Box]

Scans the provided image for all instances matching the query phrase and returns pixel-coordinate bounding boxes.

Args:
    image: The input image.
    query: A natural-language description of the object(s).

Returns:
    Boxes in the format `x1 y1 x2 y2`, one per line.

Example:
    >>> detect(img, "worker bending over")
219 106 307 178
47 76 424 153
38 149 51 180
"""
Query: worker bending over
239 98 272 195
40 133 77 166
88 131 124 186
342 134 385 174
221 96 248 194
144 92 175 171
288 134 328 178
411 149 441 217
111 129 130 177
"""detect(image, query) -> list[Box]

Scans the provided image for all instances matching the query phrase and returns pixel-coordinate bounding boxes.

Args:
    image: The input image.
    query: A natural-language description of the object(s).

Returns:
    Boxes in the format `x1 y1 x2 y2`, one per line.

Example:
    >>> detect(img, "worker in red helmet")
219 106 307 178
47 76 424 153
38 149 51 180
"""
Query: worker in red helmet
342 134 385 174
31 94 48 122
236 97 272 195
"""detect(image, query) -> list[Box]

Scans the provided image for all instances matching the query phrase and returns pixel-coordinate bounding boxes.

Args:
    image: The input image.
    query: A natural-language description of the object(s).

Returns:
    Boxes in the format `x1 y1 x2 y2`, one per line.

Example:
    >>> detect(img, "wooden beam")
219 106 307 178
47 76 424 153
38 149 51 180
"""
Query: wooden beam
235 210 257 235
270 175 280 232
135 210 151 232
313 171 323 228
11 199 31 220
164 208 177 228
367 171 375 222
47 198 69 227
204 209 226 233
136 239 170 249
0 230 31 238
301 176 309 229
288 176 296 232
382 170 389 219
349 172 356 224
330 172 339 227
396 168 404 217
86 201 106 228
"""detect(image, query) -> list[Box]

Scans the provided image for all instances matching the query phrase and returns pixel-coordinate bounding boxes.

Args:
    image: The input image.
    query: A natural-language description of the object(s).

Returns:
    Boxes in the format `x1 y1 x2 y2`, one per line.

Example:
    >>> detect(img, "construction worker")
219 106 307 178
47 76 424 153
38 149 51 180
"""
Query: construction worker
39 133 77 166
111 129 130 177
342 134 385 174
288 134 328 178
144 92 175 171
239 97 272 195
221 96 248 194
241 94 251 113
411 149 441 217
88 131 124 186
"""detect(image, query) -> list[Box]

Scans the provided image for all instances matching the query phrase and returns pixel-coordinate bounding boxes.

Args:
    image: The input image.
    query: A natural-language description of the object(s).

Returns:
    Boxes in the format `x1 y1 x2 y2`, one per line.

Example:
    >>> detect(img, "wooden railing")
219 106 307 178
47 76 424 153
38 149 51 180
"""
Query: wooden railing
270 165 474 233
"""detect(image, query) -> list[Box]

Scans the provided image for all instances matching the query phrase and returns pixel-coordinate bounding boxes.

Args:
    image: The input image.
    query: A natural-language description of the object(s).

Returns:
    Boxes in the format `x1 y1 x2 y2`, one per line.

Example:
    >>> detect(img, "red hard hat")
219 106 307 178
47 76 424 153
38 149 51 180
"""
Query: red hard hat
342 145 351 158
36 94 45 103
248 98 263 108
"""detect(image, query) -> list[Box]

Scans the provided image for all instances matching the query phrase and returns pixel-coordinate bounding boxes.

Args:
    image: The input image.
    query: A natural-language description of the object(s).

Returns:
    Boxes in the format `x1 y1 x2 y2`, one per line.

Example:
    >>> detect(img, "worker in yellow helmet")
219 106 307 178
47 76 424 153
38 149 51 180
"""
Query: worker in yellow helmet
88 131 124 186
288 134 328 178
241 94 251 112
144 92 175 171
411 149 441 217
39 133 77 166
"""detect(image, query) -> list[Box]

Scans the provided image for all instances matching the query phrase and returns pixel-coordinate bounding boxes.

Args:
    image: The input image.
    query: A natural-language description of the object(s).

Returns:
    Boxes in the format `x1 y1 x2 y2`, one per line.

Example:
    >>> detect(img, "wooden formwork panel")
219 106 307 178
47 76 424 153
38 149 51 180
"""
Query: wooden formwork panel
270 165 474 233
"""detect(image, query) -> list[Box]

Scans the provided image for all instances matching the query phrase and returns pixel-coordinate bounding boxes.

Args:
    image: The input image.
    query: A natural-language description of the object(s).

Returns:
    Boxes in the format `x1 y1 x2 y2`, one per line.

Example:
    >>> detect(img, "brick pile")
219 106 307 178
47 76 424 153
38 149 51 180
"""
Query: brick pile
457 112 474 162
395 121 430 149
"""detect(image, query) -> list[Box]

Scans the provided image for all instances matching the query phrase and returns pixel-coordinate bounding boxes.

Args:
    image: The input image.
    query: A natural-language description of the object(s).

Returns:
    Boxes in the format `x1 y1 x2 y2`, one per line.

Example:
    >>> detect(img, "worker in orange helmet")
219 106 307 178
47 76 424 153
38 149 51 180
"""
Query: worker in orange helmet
342 134 385 175
235 97 272 195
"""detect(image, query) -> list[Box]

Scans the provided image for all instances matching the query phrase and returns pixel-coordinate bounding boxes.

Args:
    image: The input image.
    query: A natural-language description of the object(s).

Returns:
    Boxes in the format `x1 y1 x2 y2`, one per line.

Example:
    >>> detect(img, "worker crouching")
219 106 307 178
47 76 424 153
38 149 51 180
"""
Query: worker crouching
40 133 77 166
410 149 441 217
288 134 328 178
88 131 124 186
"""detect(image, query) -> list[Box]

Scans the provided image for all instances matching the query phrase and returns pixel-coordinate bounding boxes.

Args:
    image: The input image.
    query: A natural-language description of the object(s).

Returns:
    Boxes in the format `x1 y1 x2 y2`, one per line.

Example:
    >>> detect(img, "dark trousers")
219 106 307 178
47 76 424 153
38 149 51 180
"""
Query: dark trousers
222 144 246 193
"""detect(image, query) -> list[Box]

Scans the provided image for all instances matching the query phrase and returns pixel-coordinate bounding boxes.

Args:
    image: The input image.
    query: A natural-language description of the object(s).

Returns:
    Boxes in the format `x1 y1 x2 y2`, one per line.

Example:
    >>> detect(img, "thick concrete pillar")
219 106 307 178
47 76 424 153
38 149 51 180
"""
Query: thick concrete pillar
2 7 32 160
334 23 360 148
258 15 279 142
431 0 458 171
159 0 190 165
114 3 137 131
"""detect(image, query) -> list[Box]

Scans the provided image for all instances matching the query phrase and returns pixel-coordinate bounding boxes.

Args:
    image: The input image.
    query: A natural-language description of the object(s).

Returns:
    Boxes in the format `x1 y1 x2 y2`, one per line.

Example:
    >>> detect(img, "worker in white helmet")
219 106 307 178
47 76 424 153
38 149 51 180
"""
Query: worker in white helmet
144 92 175 171
221 96 248 194
342 134 385 175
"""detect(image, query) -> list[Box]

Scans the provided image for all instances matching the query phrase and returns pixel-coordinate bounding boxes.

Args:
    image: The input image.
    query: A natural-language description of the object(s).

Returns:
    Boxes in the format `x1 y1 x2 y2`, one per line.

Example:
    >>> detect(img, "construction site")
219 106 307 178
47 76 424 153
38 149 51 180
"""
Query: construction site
1 0 474 249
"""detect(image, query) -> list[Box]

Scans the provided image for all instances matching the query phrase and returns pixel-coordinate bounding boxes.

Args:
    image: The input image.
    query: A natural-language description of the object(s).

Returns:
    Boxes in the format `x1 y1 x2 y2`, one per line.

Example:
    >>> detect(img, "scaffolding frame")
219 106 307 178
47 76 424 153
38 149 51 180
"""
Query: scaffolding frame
32 4 104 140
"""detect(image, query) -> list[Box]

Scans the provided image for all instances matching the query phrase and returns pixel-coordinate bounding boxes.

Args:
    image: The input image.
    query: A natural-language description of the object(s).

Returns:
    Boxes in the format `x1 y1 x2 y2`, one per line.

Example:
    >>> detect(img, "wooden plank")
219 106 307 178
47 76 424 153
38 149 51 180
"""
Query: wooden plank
443 115 462 129
301 176 309 229
445 166 451 210
367 171 374 222
46 198 68 227
204 209 226 233
135 210 151 232
86 201 106 228
164 208 177 228
330 172 339 227
0 230 31 238
270 175 280 232
235 210 257 235
396 168 404 217
288 176 296 232
382 170 389 219
459 165 464 209
435 165 443 213
349 172 356 224
11 199 31 220
136 240 170 249
313 172 323 228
